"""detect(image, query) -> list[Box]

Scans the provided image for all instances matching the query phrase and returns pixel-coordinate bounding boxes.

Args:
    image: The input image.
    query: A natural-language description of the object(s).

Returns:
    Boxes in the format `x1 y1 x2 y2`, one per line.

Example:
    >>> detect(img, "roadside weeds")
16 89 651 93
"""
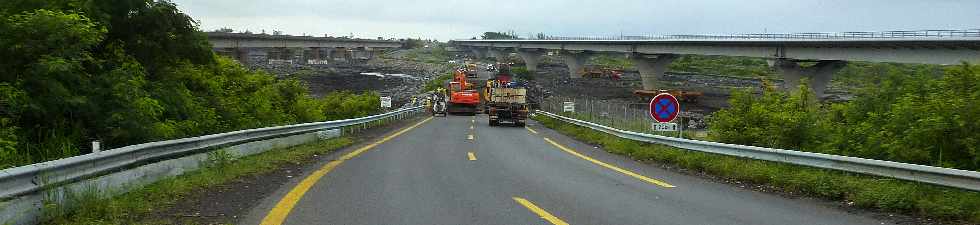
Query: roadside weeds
533 115 980 225
42 138 354 225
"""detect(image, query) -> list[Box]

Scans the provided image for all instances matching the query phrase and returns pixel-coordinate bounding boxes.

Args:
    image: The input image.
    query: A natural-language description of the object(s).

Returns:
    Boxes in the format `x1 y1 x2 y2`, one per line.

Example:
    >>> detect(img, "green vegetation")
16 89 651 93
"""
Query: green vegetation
534 115 980 223
590 54 633 69
0 1 380 169
710 64 980 171
670 55 775 78
511 66 533 80
424 72 454 92
44 138 354 225
400 45 451 64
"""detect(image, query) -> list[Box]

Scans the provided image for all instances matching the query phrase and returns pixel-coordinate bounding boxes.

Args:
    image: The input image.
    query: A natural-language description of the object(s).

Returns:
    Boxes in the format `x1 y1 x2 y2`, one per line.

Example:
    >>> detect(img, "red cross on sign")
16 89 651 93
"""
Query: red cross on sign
649 93 680 123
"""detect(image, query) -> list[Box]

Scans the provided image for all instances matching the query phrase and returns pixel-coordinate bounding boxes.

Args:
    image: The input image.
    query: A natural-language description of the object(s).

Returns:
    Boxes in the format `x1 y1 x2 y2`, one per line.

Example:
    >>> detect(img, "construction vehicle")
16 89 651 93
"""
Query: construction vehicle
465 64 479 78
429 91 448 117
447 69 481 114
579 66 623 79
486 66 529 127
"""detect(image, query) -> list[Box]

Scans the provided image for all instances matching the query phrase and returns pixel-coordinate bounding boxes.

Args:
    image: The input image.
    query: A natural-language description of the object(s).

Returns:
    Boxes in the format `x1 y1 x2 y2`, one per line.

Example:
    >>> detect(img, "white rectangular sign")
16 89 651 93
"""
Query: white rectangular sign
562 102 575 112
652 122 678 131
380 96 392 108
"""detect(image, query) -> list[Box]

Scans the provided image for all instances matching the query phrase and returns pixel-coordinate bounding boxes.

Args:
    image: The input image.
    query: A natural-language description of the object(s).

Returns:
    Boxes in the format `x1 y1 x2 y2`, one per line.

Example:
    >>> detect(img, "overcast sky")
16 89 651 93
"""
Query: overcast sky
172 0 980 41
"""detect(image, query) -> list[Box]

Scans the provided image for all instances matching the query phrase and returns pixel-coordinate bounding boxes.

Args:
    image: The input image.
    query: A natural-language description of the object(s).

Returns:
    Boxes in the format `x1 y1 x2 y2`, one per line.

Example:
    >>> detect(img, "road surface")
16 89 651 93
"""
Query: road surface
243 115 887 225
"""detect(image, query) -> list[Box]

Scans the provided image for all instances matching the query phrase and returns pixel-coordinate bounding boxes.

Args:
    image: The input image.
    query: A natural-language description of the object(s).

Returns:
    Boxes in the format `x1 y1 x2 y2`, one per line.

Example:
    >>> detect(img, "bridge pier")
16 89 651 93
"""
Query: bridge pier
631 53 678 90
487 48 509 60
562 51 593 79
237 48 250 64
308 47 321 64
517 49 544 72
774 59 847 98
469 48 488 59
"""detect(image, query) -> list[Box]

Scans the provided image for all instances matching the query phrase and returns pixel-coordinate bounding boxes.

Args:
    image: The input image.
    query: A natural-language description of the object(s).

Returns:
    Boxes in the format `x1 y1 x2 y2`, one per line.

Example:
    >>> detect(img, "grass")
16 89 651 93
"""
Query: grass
533 114 980 223
42 137 355 225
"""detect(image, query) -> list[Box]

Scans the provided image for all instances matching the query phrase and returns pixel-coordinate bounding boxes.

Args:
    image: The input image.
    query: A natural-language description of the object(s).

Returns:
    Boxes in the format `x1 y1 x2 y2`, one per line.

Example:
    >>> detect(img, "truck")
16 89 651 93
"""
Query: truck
447 68 481 115
465 64 479 78
486 71 529 127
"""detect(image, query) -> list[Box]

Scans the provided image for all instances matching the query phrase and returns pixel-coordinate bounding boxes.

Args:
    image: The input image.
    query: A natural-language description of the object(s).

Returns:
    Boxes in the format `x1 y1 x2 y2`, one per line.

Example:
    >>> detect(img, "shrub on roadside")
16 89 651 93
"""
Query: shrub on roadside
534 114 980 223
708 64 980 171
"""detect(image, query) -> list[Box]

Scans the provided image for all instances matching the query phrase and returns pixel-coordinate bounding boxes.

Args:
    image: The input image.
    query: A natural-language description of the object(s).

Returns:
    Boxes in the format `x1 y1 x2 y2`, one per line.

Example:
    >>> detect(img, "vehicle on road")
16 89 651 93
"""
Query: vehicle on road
465 63 479 78
486 66 529 127
579 66 623 79
447 69 481 115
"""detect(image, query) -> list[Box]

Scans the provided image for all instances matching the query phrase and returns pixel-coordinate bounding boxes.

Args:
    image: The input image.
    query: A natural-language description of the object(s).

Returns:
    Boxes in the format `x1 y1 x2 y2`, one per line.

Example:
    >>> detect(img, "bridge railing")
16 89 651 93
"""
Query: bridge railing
536 97 980 191
486 29 980 41
0 106 426 200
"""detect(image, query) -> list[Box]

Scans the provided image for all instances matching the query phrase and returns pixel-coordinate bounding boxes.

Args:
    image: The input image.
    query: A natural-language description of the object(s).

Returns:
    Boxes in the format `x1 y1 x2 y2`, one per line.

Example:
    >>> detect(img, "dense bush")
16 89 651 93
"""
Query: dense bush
710 64 980 171
511 66 533 80
0 1 380 169
424 72 453 92
670 55 774 78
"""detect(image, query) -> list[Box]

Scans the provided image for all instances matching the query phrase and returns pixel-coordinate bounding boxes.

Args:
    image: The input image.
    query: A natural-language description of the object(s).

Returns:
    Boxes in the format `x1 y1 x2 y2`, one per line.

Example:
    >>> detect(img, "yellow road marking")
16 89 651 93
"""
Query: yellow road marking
543 138 675 188
468 152 477 161
526 127 539 134
467 134 474 140
512 197 570 225
259 117 433 225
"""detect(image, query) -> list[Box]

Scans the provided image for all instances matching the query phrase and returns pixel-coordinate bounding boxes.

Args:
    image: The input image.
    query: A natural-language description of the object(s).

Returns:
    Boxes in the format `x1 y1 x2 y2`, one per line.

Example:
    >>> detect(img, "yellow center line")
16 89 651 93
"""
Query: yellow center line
259 117 433 225
526 127 539 134
512 197 570 225
468 152 477 161
542 137 675 188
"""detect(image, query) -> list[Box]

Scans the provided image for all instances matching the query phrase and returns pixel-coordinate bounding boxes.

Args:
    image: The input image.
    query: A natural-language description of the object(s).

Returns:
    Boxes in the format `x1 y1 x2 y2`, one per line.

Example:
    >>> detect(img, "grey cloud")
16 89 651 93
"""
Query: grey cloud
173 0 980 40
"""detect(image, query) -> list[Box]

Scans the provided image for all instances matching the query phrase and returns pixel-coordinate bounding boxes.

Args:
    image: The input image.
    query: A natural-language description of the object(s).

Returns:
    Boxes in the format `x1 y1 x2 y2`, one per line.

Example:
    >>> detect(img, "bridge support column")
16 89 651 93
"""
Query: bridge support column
774 59 847 98
470 48 488 59
309 47 320 64
631 54 678 90
517 49 544 72
562 51 592 79
487 48 509 60
235 48 249 64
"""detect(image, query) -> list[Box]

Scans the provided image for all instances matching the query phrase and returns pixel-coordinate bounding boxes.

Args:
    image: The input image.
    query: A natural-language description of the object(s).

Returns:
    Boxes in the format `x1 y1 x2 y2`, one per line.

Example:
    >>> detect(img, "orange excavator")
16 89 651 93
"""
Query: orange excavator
446 68 481 115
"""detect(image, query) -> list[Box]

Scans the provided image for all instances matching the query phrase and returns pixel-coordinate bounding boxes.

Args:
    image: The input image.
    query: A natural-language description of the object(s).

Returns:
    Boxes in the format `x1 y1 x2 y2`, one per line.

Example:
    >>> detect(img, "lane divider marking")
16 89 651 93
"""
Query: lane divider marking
468 152 477 161
542 137 676 188
526 127 539 134
512 197 570 225
259 117 433 225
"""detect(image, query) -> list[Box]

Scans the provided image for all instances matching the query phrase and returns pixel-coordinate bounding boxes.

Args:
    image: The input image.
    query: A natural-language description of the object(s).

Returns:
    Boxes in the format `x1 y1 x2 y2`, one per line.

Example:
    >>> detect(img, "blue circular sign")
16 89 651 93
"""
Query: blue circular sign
649 93 680 123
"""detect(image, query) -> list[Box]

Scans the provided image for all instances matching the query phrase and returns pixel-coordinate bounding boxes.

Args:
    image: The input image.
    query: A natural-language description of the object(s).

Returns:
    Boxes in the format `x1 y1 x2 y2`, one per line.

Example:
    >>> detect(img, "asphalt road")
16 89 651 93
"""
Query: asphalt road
244 115 889 225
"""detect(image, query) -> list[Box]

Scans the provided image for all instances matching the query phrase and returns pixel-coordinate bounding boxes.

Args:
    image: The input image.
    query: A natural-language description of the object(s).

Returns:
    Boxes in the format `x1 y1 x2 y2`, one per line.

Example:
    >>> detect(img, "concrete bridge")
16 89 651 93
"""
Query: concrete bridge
453 29 980 97
207 32 403 64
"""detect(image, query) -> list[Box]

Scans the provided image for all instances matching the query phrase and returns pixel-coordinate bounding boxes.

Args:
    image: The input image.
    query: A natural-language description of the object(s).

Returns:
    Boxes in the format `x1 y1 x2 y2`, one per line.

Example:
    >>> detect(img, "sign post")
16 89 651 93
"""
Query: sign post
380 96 392 109
562 102 575 113
649 93 680 134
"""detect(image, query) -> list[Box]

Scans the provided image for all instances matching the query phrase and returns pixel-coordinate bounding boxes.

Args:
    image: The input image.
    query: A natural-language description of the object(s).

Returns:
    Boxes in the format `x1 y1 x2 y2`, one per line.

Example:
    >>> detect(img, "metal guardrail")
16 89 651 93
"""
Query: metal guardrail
462 29 980 41
0 106 425 200
537 110 980 191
